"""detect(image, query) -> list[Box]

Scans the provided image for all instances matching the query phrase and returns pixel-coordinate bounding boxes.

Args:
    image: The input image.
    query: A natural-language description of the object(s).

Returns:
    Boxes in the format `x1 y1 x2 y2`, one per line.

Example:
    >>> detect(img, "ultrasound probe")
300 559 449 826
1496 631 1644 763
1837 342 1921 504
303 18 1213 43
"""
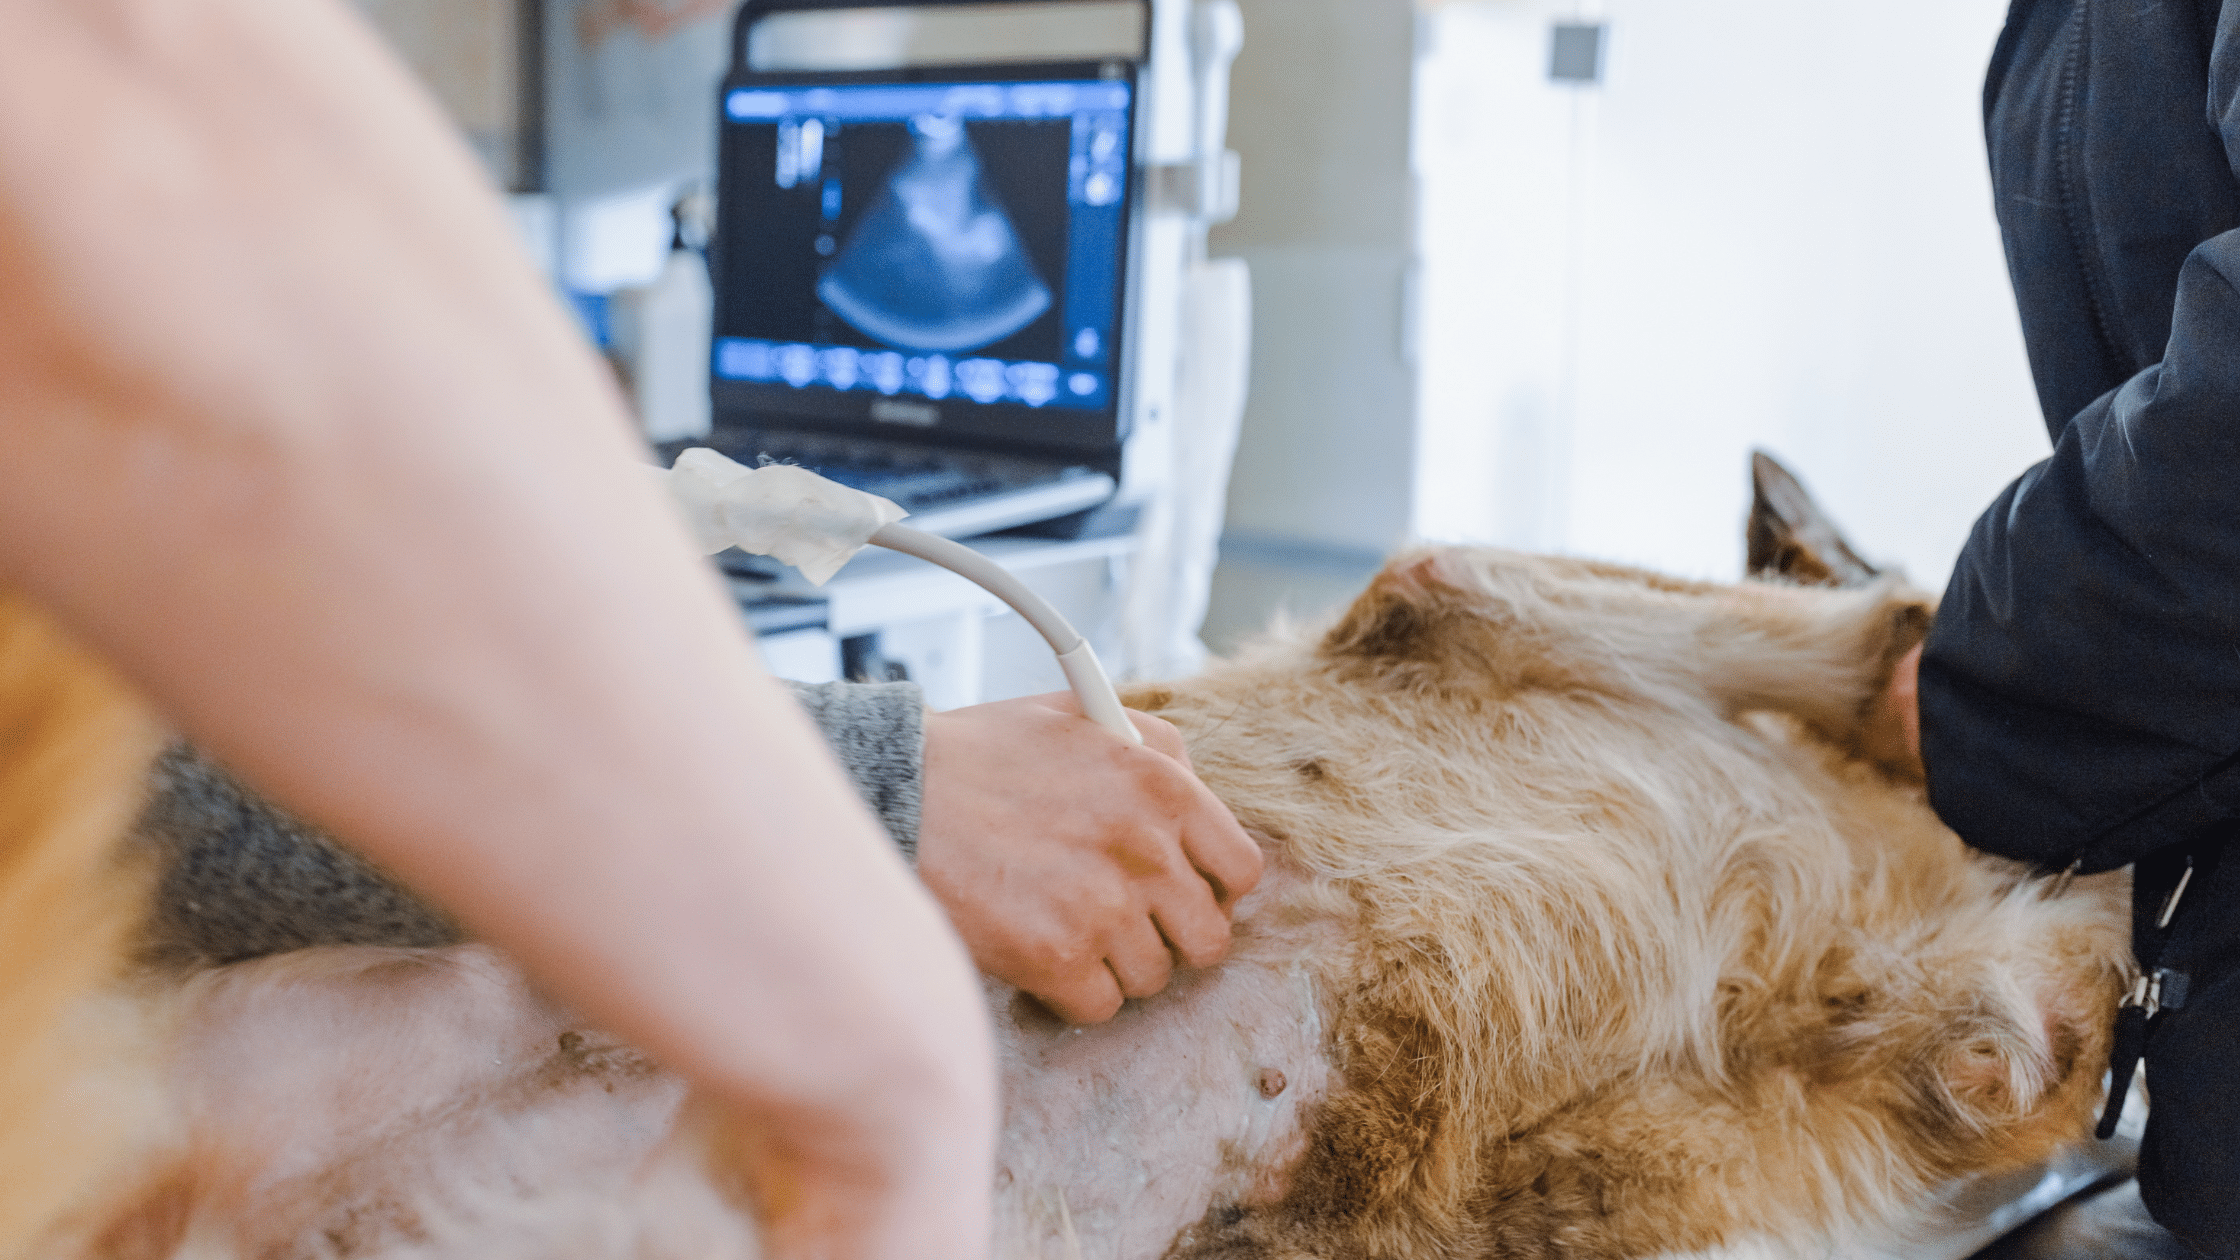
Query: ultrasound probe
657 447 1142 745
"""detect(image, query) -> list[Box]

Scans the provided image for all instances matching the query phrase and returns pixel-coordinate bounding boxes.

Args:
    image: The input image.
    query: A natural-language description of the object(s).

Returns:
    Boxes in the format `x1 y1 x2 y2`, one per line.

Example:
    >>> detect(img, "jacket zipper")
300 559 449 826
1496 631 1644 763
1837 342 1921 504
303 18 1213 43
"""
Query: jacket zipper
2052 0 2131 378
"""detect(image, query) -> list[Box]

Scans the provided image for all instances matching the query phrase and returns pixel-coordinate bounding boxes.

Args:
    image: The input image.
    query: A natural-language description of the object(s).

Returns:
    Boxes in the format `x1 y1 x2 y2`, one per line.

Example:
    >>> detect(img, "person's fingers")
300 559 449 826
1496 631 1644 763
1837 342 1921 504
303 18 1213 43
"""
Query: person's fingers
1126 709 1193 765
1029 955 1125 1025
1100 916 1176 1000
1028 691 1193 765
1173 780 1263 908
1147 876 1234 971
1862 643 1925 779
1108 712 1261 908
1895 644 1923 761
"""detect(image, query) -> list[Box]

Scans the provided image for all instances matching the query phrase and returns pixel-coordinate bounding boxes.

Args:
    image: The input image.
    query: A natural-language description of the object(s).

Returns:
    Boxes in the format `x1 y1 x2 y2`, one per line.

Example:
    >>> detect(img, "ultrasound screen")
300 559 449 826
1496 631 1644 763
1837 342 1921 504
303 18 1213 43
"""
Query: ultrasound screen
713 77 1133 417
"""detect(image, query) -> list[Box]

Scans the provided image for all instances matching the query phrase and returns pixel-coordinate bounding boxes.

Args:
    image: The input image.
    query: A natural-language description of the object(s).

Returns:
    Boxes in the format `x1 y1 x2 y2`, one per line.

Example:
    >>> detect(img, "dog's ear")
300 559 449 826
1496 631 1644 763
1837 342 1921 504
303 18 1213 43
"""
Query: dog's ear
1320 552 1460 663
1746 451 1880 589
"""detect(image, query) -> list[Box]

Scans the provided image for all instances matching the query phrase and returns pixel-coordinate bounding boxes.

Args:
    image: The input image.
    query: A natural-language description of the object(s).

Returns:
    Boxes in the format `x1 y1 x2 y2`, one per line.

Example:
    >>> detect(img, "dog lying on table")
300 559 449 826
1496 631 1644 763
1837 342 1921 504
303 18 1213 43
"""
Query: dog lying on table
25 455 2134 1260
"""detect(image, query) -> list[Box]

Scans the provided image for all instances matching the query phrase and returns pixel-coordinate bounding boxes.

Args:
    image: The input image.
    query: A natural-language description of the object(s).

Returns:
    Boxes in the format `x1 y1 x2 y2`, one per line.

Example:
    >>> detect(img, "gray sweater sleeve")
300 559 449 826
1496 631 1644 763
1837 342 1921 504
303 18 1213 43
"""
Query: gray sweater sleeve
136 746 465 967
781 679 926 857
138 679 929 967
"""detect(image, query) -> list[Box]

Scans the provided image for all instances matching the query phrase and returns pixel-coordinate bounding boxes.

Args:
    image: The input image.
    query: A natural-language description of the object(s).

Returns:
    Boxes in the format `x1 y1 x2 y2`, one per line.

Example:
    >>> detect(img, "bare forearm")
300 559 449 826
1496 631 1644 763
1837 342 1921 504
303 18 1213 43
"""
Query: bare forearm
0 2 992 1252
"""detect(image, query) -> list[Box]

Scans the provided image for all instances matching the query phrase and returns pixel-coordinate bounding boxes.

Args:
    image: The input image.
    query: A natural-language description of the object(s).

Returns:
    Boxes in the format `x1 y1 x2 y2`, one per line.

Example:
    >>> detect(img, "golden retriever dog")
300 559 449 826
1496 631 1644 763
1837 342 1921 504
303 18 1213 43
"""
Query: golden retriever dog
10 458 2134 1259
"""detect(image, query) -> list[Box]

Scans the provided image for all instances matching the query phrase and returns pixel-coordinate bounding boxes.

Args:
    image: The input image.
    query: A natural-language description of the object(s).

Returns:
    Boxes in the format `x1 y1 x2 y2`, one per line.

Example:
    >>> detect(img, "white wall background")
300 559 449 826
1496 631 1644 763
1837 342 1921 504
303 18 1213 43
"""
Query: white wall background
1212 0 1420 556
1413 0 2050 588
1199 0 1416 651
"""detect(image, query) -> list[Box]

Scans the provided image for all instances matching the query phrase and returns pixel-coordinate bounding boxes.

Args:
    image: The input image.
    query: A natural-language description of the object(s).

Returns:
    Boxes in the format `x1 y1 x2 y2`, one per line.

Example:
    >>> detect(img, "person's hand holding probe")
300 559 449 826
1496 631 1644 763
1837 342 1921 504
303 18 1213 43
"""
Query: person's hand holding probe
917 692 1264 1023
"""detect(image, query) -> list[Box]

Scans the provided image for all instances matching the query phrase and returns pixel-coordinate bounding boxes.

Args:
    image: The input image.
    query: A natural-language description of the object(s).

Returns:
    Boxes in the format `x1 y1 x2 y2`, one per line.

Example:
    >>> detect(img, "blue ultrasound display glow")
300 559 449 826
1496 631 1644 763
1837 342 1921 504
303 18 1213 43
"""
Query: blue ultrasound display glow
713 78 1132 415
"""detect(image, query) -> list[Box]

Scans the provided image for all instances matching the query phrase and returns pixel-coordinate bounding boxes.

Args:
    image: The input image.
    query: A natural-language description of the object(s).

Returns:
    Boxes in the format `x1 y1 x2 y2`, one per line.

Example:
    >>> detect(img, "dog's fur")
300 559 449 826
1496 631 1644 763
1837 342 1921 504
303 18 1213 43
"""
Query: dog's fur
1135 544 2125 1257
0 458 2137 1259
0 592 164 1258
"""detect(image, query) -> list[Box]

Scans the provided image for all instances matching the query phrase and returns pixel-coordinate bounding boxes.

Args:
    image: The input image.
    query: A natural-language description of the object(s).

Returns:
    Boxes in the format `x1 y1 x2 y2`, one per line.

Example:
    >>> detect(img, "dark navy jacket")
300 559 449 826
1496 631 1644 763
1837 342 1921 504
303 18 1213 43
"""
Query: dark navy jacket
1923 0 2240 1249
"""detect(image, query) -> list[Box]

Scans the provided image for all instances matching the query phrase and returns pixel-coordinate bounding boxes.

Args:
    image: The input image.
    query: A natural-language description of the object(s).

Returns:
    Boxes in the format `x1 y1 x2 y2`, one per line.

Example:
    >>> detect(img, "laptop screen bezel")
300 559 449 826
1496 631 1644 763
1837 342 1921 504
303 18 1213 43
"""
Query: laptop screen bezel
710 57 1143 461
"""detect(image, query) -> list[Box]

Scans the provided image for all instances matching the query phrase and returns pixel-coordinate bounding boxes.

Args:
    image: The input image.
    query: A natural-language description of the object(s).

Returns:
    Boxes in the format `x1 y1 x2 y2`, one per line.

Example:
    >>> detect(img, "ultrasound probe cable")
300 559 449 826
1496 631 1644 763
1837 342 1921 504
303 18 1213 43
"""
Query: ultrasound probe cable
655 447 1142 745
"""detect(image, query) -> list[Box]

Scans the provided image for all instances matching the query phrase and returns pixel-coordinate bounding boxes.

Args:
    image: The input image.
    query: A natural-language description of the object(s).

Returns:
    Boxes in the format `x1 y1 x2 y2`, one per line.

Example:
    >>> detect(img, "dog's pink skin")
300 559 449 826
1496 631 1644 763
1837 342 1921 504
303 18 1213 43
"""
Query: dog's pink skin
991 859 1345 1259
139 860 1343 1259
159 946 706 1257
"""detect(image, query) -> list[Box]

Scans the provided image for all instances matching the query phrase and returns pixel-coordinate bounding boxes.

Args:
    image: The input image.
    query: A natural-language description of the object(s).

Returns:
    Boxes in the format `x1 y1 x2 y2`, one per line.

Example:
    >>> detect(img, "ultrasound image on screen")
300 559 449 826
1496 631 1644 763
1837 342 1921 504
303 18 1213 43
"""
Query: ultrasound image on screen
819 115 1053 353
715 79 1131 413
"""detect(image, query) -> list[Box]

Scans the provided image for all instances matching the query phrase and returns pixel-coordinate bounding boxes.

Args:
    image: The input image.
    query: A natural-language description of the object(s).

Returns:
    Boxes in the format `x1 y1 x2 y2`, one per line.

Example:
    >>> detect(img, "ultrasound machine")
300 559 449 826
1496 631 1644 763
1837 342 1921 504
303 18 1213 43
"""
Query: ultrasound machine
683 0 1177 563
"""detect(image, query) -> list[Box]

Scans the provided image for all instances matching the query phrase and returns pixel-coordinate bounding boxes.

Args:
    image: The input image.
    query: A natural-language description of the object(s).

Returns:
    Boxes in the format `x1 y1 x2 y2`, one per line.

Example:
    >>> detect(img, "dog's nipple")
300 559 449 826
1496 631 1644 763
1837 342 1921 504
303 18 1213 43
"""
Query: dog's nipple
1257 1068 1287 1099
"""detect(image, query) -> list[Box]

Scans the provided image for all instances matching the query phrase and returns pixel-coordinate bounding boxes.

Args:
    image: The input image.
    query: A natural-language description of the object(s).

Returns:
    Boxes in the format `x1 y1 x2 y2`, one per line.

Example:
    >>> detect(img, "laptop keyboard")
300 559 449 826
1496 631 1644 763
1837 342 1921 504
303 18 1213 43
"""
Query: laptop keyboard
677 434 1057 513
796 455 1010 509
